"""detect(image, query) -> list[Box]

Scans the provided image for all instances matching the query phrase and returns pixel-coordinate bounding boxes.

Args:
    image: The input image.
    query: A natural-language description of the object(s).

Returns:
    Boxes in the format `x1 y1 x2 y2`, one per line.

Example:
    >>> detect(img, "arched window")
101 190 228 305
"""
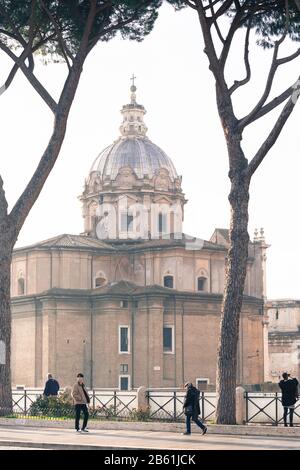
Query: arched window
197 276 207 292
18 277 25 295
164 275 174 289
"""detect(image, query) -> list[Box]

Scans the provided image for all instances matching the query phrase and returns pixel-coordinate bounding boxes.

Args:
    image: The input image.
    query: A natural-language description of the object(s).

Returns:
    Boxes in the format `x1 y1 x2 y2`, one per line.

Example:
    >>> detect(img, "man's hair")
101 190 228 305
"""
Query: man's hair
77 373 84 378
184 382 192 388
282 372 290 380
47 373 52 379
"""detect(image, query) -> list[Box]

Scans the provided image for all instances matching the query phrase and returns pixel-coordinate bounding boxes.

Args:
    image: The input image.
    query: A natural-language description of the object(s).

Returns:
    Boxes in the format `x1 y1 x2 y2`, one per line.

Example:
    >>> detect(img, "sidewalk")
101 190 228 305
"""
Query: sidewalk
1 417 300 437
0 425 299 450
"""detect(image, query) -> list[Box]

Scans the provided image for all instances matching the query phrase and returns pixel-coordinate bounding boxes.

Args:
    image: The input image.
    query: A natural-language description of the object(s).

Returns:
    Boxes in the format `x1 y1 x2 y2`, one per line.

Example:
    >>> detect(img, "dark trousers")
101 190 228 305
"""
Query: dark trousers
75 404 89 430
185 414 205 434
283 407 294 426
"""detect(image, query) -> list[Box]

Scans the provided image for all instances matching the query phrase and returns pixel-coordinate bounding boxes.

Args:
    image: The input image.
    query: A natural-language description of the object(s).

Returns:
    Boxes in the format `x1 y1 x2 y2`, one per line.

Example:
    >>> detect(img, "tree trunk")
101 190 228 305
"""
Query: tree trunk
0 235 13 415
216 165 250 424
0 54 87 415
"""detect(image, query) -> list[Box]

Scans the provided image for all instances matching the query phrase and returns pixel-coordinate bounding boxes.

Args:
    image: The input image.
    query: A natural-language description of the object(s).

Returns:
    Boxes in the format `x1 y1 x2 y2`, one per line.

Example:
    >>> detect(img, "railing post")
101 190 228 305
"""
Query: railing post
114 391 117 416
24 390 27 416
245 392 248 423
173 391 177 421
275 392 278 426
236 386 246 425
92 390 95 412
201 391 205 421
137 386 148 413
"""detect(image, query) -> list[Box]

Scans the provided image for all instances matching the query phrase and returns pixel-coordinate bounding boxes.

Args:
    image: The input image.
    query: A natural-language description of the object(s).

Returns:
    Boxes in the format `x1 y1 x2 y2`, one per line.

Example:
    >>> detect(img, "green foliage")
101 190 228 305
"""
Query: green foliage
0 1 164 60
168 0 300 48
29 392 74 418
238 1 300 48
128 406 151 421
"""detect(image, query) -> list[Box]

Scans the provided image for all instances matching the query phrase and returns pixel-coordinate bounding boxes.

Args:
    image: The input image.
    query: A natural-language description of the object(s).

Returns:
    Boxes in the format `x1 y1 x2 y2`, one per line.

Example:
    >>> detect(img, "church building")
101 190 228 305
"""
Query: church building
11 83 268 390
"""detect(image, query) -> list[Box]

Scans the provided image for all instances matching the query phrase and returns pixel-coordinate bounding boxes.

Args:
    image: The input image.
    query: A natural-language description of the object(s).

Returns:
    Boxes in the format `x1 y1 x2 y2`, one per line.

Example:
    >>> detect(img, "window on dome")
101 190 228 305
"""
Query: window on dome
158 213 167 234
121 213 134 232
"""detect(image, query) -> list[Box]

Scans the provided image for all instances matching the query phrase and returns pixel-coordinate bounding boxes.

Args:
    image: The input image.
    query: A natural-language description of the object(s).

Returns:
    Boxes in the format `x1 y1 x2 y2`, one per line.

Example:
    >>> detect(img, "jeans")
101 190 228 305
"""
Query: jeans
185 414 205 434
75 404 89 430
283 407 294 426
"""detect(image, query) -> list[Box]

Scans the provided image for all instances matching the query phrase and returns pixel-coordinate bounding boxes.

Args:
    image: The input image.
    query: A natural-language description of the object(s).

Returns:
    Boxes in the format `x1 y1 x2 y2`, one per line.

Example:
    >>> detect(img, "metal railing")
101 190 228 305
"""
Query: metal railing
245 392 300 425
9 388 300 425
146 390 217 422
11 389 137 420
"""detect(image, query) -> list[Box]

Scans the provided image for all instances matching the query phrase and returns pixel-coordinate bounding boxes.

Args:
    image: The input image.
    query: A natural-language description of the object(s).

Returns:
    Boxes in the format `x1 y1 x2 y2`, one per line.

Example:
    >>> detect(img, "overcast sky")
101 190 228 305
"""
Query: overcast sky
0 2 299 300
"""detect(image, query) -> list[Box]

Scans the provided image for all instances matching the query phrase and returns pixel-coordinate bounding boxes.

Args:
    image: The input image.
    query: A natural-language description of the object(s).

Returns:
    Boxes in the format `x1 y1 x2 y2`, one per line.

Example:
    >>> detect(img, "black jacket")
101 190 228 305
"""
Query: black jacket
44 379 60 397
279 378 299 407
183 386 200 419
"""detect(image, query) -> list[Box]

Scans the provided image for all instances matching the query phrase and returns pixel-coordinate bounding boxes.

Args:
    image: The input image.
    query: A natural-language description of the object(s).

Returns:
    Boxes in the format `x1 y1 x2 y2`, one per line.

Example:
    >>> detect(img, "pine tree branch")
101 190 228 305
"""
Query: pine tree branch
0 40 58 112
241 86 293 125
8 0 98 236
229 18 251 94
0 32 56 96
246 81 300 177
0 175 8 220
239 40 286 130
208 0 225 44
40 0 74 69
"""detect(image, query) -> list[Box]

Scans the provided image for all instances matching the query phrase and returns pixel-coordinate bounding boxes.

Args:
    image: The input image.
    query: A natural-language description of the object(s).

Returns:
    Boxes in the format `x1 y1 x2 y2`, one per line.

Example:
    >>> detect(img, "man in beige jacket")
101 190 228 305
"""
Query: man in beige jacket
72 373 90 432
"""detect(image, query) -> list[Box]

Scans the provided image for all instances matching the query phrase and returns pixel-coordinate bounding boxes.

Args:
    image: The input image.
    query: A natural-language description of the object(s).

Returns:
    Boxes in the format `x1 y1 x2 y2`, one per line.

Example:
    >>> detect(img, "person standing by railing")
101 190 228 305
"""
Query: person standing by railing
72 373 90 433
182 382 207 436
279 372 299 427
43 373 59 398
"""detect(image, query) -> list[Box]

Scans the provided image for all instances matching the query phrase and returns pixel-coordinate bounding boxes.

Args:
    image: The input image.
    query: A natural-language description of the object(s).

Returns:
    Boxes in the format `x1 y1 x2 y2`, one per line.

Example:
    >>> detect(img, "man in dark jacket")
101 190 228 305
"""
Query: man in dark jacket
279 372 299 427
43 374 60 397
182 382 207 435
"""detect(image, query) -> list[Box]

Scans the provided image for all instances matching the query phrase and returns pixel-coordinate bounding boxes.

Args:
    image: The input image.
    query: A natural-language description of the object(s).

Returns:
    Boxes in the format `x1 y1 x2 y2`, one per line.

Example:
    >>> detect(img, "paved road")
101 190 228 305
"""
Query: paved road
0 426 299 450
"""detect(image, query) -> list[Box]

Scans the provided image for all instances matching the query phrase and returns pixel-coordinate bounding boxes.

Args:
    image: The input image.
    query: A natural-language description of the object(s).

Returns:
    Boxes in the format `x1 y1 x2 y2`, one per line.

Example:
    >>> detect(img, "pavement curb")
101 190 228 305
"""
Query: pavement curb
0 440 148 450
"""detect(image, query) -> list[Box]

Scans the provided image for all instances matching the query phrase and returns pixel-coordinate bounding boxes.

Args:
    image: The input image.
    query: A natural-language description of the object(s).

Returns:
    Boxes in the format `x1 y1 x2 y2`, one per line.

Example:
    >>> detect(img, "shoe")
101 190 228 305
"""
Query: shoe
202 426 207 435
182 432 191 435
76 429 81 433
81 429 89 433
290 424 294 427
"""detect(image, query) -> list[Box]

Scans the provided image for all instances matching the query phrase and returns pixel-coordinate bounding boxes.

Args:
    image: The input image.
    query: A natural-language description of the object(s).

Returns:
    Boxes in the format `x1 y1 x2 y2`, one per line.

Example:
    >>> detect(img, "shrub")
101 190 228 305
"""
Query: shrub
128 406 151 422
29 393 74 418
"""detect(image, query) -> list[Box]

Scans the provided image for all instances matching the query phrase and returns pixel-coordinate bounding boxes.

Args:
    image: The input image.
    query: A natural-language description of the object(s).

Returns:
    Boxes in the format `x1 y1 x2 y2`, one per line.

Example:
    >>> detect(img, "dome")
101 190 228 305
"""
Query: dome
89 82 179 183
90 136 178 181
81 80 185 239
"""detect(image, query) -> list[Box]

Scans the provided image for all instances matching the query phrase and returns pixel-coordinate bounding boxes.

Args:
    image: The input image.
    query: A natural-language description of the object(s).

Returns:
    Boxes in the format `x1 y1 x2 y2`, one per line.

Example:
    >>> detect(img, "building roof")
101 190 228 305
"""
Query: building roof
13 234 115 253
13 233 226 254
214 228 230 242
105 234 226 252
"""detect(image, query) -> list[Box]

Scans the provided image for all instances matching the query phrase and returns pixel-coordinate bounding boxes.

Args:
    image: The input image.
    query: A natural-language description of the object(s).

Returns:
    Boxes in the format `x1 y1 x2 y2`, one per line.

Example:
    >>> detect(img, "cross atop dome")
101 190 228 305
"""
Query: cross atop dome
119 77 148 137
130 73 136 88
130 73 137 104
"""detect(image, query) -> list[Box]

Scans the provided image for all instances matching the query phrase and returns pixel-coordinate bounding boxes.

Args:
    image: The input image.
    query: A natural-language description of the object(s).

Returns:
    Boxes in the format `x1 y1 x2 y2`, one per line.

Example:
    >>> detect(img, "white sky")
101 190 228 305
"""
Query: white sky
0 2 299 300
